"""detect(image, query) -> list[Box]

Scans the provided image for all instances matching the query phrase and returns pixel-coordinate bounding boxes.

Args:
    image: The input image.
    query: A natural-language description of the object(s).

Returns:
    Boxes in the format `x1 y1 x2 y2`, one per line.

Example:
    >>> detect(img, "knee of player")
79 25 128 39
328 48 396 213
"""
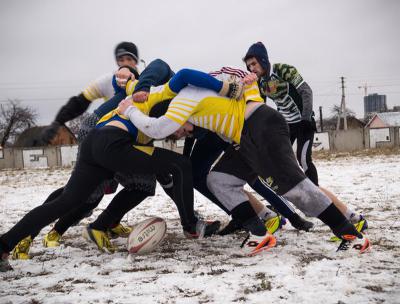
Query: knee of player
206 171 220 193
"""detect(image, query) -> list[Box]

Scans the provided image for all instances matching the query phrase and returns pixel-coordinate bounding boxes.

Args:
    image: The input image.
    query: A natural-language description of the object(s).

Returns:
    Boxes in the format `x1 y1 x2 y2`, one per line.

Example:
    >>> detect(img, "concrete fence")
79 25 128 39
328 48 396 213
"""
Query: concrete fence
0 140 185 170
1 129 398 169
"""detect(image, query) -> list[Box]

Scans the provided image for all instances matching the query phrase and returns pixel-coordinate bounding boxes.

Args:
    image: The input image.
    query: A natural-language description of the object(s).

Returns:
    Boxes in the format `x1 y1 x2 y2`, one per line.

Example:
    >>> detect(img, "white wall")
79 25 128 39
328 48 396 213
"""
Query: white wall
369 128 390 148
313 132 330 151
60 146 78 167
22 149 48 168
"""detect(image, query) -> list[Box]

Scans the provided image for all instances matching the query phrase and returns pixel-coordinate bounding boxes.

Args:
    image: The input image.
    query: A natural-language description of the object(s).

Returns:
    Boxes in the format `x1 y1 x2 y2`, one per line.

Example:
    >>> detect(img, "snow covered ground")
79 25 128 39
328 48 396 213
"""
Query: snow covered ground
0 153 399 304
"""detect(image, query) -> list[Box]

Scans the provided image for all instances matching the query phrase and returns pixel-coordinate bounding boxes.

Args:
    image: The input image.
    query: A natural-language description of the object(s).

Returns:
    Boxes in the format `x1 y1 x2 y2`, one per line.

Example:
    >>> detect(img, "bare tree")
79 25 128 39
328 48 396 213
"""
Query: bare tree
330 104 356 118
0 100 37 147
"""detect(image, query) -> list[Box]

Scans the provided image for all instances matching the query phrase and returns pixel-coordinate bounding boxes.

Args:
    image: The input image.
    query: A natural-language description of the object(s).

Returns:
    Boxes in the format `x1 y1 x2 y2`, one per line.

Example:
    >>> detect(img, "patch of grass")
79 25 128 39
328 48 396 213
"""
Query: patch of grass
174 286 203 297
314 147 400 160
299 253 334 265
365 285 384 292
207 268 228 276
45 283 73 293
121 266 155 272
243 276 272 294
71 278 95 284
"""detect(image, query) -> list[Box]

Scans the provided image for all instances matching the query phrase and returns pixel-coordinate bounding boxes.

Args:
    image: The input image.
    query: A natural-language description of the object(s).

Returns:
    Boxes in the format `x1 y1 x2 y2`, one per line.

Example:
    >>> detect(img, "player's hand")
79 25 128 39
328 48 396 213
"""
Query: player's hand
242 73 258 85
132 91 149 103
115 67 134 88
117 97 134 115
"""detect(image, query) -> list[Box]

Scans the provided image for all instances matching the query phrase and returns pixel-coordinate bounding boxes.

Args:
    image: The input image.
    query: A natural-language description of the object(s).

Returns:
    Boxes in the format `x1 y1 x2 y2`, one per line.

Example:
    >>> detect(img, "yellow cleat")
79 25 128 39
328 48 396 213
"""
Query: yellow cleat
108 223 132 239
264 216 283 235
83 226 116 253
12 236 32 260
43 229 62 247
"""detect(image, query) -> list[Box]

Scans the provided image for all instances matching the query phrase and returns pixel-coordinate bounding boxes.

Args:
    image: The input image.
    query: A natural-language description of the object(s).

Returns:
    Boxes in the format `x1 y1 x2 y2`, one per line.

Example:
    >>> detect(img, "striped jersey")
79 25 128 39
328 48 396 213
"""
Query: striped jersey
164 78 263 144
97 80 177 144
260 64 305 124
82 73 116 102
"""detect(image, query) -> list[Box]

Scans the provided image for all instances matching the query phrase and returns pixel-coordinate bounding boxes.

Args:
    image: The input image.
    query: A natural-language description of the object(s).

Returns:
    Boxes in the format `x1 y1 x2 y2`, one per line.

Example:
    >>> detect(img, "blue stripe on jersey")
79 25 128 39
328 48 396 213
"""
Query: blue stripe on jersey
96 115 138 139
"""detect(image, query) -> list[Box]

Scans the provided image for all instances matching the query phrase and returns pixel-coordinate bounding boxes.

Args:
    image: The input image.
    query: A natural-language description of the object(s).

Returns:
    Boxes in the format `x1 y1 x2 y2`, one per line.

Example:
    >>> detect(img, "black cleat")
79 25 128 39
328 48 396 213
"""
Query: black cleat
184 220 221 239
288 213 314 232
218 218 243 236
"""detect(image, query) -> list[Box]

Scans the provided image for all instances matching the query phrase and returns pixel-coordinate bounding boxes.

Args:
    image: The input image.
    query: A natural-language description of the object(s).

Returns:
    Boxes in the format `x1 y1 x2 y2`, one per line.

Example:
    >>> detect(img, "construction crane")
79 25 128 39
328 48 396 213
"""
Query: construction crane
358 83 373 96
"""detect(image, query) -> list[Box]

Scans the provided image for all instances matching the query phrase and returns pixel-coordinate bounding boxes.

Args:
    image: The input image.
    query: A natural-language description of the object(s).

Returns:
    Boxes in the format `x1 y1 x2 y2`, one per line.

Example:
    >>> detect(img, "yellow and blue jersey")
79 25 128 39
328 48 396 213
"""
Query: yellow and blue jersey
96 79 177 144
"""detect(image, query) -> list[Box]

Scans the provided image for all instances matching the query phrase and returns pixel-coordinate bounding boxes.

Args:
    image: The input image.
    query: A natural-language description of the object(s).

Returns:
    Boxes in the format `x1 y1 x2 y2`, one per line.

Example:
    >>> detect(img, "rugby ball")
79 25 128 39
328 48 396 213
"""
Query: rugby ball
127 217 167 254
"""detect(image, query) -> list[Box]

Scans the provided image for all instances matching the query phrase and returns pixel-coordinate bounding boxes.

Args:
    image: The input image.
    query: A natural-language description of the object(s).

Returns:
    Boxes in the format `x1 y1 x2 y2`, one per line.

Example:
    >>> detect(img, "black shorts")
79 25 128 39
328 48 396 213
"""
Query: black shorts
212 105 306 195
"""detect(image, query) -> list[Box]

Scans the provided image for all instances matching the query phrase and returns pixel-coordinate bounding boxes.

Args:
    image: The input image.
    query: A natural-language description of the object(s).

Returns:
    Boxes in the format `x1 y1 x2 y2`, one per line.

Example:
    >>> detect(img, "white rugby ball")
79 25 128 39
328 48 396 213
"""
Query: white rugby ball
127 217 167 254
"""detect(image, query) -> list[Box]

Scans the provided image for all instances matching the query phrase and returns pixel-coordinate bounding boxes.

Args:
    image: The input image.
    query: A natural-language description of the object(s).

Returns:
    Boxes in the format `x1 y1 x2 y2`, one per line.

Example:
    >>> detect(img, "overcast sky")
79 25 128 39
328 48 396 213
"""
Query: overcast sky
1 0 399 125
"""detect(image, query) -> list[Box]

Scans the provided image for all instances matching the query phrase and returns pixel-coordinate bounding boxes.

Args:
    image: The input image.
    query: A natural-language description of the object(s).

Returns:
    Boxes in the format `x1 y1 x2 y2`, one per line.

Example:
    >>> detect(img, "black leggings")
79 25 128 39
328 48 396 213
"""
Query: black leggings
289 122 319 185
0 127 195 252
30 186 151 237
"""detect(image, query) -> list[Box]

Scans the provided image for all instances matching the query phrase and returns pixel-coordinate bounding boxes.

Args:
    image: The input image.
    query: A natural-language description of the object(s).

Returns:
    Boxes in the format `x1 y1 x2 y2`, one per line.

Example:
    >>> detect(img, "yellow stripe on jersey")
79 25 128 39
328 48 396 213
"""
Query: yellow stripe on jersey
164 81 263 143
125 79 138 96
83 84 104 102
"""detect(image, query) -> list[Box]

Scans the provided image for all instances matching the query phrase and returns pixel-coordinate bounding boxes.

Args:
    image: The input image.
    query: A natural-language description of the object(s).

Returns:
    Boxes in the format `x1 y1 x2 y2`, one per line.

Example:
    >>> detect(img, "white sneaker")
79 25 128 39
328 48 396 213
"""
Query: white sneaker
240 232 277 256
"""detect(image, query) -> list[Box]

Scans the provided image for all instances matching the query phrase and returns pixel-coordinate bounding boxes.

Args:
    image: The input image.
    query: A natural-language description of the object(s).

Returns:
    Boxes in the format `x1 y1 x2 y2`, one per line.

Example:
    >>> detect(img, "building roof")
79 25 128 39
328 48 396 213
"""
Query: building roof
14 125 76 147
366 112 400 128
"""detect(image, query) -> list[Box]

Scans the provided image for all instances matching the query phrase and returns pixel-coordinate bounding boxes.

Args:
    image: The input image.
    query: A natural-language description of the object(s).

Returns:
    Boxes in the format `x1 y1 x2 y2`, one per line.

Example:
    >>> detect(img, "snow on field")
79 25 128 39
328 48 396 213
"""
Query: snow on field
0 154 399 304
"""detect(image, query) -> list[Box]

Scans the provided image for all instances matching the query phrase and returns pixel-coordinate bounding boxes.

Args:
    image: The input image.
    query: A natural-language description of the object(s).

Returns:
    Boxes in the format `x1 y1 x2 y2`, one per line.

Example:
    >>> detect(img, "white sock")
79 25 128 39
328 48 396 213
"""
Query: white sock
344 208 361 224
258 206 277 221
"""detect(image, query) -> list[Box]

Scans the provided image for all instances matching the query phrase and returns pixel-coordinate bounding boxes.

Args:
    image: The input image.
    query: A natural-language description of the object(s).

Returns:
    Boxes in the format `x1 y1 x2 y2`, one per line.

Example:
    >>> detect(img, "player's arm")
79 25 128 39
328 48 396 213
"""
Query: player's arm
132 59 174 97
119 98 180 139
275 63 313 121
41 74 112 143
297 82 313 121
41 93 91 144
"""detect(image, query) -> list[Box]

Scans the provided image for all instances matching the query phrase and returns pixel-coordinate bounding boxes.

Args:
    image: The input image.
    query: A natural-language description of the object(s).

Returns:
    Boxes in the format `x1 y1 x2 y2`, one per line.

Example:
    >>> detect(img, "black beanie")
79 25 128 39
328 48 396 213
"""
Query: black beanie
243 42 270 72
115 42 139 63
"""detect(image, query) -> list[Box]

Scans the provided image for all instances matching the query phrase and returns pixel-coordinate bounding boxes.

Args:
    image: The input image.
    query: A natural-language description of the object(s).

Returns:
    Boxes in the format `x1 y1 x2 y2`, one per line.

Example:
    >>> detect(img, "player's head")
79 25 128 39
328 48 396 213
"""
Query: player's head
243 42 270 78
115 42 139 68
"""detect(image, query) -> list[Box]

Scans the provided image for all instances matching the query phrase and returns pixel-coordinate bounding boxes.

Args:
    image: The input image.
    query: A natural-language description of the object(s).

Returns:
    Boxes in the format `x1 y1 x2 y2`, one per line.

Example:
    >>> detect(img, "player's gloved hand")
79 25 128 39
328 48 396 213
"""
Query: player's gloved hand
41 121 61 144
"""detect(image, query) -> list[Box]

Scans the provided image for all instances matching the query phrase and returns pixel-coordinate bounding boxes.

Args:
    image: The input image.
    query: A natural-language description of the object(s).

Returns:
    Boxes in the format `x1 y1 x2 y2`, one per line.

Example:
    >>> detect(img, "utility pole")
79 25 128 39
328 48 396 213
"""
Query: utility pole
358 82 369 96
336 76 348 131
319 106 323 132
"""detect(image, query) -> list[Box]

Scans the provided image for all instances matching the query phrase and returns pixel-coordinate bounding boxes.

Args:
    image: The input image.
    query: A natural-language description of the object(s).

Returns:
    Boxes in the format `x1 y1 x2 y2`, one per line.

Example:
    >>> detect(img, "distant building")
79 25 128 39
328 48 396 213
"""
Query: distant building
14 126 77 147
365 112 400 129
318 116 365 131
364 93 387 118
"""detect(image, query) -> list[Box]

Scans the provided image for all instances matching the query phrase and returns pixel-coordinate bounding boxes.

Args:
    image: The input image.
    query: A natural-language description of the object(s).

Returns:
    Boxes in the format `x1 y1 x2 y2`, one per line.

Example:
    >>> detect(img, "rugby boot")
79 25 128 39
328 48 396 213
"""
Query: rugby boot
11 236 32 260
0 252 12 272
264 215 283 235
107 223 133 239
329 215 368 242
288 213 314 232
333 220 371 254
218 218 243 236
43 229 62 247
240 232 277 256
83 226 116 253
184 220 221 239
